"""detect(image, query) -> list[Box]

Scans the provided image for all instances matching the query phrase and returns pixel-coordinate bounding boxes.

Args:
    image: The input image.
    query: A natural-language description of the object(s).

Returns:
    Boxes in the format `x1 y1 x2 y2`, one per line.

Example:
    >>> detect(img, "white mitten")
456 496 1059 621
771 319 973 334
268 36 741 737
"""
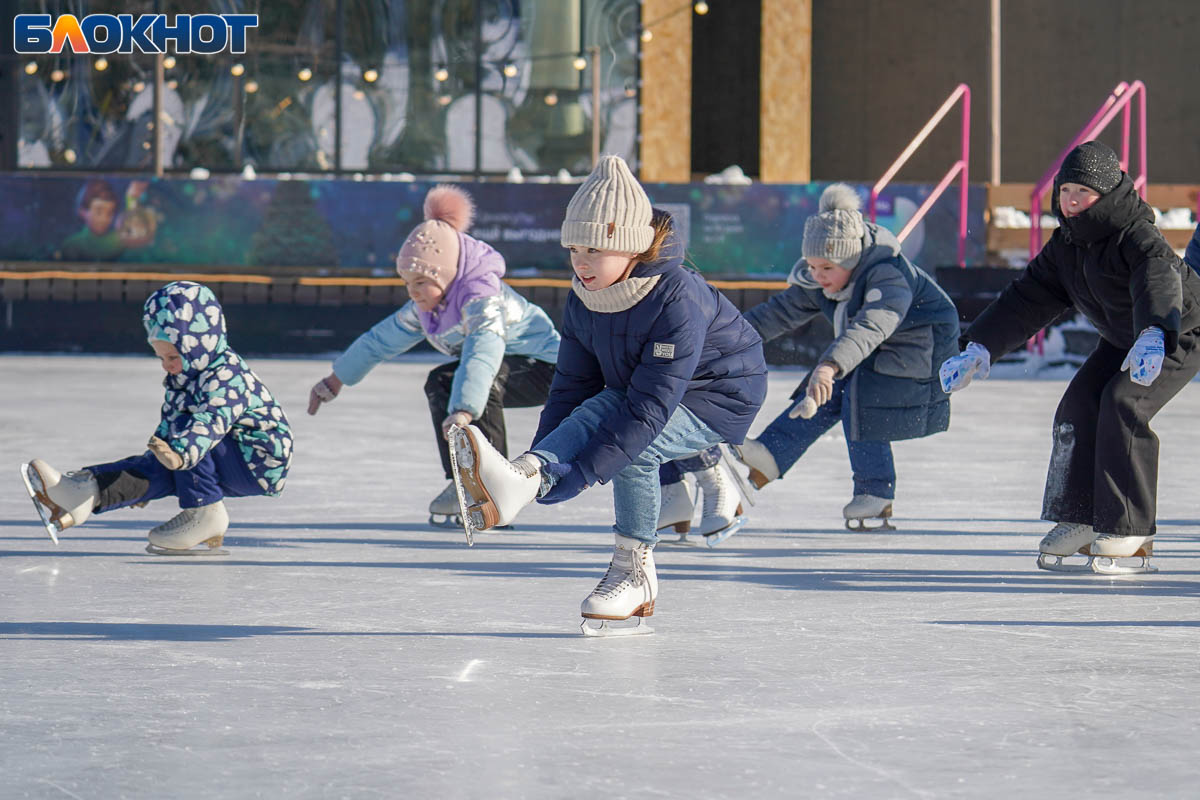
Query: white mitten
939 342 991 393
1121 327 1165 386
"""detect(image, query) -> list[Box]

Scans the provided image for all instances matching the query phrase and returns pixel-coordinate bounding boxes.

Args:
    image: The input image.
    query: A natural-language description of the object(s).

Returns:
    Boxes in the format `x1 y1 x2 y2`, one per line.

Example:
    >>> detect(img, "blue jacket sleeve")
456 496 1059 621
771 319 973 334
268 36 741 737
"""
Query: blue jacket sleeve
1186 222 1200 274
574 293 705 485
743 285 823 342
450 328 506 418
533 311 603 446
331 305 425 385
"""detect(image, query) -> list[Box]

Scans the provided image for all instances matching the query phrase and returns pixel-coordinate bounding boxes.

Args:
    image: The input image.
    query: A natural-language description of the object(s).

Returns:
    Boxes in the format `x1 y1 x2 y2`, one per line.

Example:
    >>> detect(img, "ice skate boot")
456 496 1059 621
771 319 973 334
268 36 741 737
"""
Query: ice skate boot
657 473 698 544
448 424 539 544
146 501 230 555
1036 522 1097 572
732 438 779 489
428 481 462 528
581 534 657 637
1089 534 1156 576
695 462 747 547
843 495 895 531
19 460 98 544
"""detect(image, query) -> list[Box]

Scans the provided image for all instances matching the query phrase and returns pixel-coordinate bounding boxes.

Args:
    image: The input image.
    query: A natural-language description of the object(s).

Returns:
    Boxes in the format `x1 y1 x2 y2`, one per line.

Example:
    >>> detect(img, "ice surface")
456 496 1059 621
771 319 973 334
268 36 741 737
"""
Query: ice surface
4 354 1200 798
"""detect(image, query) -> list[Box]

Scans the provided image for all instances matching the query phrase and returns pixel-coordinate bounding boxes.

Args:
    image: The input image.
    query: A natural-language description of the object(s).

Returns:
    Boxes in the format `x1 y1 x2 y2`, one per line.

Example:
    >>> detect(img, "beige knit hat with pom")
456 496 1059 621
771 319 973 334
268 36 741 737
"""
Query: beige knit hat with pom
802 183 865 270
561 155 654 254
396 184 475 289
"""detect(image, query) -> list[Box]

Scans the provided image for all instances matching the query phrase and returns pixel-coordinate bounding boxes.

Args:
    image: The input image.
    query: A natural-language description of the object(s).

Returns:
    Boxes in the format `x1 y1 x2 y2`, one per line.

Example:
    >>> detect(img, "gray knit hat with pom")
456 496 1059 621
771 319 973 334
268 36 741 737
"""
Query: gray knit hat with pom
802 183 865 270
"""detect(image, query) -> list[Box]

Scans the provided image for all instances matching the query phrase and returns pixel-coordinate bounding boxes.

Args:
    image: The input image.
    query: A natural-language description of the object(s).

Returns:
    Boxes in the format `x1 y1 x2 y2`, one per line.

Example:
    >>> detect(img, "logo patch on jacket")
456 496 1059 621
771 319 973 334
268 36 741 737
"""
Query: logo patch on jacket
653 342 675 359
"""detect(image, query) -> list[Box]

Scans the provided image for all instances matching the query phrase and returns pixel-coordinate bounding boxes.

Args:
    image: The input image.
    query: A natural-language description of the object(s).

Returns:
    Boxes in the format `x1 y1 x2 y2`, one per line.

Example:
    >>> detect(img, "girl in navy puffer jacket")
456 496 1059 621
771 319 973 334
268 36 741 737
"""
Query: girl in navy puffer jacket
447 155 767 633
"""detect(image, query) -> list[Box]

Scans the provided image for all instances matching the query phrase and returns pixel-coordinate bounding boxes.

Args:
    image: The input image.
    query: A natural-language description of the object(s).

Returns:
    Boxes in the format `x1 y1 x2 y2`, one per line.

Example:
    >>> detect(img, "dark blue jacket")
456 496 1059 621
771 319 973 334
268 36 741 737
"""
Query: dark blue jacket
534 226 767 485
1186 221 1200 275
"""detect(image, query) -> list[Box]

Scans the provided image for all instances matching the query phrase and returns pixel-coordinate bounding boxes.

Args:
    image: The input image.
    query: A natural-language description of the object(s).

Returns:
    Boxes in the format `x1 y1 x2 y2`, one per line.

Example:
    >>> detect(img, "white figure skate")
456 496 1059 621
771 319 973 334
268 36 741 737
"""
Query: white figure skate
20 460 98 544
1089 534 1156 575
656 473 698 545
580 534 657 637
145 501 230 556
448 424 539 546
695 462 747 547
1036 522 1097 572
428 481 462 529
732 438 779 490
843 494 895 531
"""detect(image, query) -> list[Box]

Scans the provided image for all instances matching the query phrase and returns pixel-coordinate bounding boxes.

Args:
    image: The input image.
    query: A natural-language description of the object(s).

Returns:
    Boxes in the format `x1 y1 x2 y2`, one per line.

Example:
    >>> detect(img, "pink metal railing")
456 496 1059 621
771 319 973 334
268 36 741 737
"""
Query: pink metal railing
869 83 971 267
1029 80 1147 258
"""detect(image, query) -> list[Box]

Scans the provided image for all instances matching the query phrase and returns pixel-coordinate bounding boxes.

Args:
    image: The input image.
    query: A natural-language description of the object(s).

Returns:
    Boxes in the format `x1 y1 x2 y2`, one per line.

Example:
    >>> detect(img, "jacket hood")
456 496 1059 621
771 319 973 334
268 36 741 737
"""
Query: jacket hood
417 230 505 336
629 209 685 279
143 281 228 374
1053 173 1153 246
787 220 900 288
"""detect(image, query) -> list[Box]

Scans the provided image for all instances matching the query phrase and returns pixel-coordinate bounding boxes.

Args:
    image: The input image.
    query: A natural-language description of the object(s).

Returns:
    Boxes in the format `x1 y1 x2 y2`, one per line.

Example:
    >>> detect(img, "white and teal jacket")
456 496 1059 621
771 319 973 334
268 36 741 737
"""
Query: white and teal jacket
333 284 560 417
143 281 293 494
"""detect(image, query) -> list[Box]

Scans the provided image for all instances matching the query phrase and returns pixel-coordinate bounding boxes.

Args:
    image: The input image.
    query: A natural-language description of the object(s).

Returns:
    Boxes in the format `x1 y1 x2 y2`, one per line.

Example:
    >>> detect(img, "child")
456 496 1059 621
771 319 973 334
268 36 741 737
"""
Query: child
732 183 960 530
447 155 767 633
60 179 152 261
307 185 560 526
941 140 1200 574
21 281 292 554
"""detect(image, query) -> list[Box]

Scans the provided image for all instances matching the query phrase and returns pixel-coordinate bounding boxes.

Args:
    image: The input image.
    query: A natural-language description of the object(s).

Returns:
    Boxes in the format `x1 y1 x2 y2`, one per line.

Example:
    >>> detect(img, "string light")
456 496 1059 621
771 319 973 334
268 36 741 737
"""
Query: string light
163 56 176 69
133 81 146 92
298 67 313 81
231 63 245 76
437 94 452 106
694 1 709 14
94 57 108 71
363 68 379 83
50 69 65 82
502 62 518 78
63 149 77 163
572 55 587 71
167 79 178 90
24 62 37 75
245 80 259 93
544 91 559 106
640 29 653 43
434 66 449 82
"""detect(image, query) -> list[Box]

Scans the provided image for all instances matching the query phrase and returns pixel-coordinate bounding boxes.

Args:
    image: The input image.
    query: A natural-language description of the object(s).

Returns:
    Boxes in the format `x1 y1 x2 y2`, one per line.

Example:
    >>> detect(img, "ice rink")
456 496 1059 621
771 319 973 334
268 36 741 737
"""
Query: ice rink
4 354 1200 799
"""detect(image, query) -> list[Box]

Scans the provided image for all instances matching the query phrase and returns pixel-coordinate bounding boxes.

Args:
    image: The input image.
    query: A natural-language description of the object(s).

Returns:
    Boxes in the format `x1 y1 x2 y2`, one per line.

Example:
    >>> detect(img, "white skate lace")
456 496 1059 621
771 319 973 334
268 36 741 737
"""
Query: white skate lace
1044 522 1090 544
591 549 642 599
156 508 201 534
508 455 540 479
698 473 728 519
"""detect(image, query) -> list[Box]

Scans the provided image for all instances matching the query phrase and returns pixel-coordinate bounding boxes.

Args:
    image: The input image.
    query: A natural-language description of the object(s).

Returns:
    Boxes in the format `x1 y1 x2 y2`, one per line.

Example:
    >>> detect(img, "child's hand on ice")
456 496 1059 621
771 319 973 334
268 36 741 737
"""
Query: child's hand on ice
939 342 991 393
307 374 343 415
441 411 473 439
1121 327 1165 386
147 436 183 470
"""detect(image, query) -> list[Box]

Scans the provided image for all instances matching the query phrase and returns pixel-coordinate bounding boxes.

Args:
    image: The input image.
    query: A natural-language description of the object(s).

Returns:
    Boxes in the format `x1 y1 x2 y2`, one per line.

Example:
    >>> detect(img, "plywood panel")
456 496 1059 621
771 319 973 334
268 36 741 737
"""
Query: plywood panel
760 0 811 182
640 0 692 182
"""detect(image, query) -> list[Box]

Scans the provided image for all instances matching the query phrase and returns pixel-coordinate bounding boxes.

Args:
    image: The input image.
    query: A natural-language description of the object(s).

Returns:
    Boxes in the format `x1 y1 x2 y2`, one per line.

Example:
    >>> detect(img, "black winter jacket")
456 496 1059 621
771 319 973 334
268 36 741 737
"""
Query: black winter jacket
964 174 1200 356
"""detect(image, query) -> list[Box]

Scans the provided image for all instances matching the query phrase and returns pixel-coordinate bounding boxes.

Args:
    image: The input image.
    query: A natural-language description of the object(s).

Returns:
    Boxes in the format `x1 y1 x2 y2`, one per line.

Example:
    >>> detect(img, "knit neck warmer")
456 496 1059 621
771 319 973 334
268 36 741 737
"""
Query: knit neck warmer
571 274 661 313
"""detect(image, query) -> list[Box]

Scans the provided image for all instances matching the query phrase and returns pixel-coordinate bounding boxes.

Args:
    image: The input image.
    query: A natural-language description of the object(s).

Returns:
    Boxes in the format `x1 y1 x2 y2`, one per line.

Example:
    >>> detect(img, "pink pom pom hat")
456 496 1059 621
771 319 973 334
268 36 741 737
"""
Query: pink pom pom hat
395 184 476 290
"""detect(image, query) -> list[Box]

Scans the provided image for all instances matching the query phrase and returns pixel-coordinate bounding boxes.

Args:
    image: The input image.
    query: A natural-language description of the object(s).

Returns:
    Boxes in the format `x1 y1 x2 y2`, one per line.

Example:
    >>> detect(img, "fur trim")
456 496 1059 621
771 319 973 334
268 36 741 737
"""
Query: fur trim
819 183 861 214
423 184 474 232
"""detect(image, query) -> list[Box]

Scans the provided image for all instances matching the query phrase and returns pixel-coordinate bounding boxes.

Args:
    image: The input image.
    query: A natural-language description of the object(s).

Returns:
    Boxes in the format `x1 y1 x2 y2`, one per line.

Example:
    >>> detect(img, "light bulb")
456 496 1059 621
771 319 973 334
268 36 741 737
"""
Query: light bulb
133 81 146 93
94 57 108 71
24 62 37 75
437 94 452 106
163 56 176 69
231 63 245 77
572 56 587 71
502 62 518 78
640 29 653 43
167 79 178 90
63 149 77 163
244 80 258 93
363 68 378 83
50 69 65 82
694 1 709 14
434 67 449 82
544 91 559 106
298 67 313 81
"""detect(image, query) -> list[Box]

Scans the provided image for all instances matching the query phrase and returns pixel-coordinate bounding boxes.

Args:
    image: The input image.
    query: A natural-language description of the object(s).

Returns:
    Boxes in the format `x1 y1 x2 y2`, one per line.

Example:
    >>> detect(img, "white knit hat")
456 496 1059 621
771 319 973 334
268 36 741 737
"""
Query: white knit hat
561 155 654 253
802 183 865 270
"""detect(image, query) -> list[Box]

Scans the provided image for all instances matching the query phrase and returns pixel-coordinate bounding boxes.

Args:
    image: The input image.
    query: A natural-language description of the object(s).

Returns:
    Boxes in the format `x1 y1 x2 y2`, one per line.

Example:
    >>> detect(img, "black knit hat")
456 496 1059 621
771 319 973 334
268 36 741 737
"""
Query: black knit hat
1056 141 1122 195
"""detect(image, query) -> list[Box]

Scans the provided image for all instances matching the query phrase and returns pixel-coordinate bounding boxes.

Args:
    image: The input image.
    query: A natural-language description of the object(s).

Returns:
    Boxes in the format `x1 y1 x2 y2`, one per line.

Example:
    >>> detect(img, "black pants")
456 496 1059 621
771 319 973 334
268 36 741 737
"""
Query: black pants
425 356 556 479
1042 330 1200 536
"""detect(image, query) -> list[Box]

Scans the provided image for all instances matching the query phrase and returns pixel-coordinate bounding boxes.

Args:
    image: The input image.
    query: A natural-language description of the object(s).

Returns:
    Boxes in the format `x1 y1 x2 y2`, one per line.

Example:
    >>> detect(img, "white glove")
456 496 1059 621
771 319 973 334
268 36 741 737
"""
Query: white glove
1121 327 1165 386
939 342 991 393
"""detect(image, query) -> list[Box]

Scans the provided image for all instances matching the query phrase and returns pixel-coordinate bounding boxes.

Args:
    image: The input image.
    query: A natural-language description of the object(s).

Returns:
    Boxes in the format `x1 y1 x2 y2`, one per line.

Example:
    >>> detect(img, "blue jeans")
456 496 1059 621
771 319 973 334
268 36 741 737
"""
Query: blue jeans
532 388 724 544
757 378 896 499
86 438 266 512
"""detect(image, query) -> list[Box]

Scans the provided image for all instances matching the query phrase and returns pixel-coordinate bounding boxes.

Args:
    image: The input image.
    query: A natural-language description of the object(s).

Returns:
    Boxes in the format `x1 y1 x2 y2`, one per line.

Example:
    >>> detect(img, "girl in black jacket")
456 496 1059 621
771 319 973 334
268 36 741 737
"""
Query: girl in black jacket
940 141 1200 574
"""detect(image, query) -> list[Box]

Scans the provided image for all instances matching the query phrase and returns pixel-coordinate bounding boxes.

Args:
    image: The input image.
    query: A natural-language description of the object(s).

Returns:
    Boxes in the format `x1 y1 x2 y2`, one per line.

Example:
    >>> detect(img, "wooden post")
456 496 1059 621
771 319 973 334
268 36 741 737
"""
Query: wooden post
639 0 692 183
759 0 811 182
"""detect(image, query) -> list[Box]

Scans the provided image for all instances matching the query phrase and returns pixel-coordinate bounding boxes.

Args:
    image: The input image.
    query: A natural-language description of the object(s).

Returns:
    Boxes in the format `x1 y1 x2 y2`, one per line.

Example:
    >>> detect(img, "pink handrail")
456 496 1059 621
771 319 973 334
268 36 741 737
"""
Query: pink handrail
869 83 971 267
1029 80 1147 258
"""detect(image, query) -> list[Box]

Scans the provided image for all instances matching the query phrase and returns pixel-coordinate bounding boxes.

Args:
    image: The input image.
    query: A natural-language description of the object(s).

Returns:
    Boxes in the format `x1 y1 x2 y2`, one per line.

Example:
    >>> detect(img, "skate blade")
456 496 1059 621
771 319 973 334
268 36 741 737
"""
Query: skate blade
428 513 464 530
1036 552 1094 572
19 462 60 545
145 543 230 556
845 518 896 532
1091 555 1157 576
703 516 747 548
580 618 654 637
720 445 756 507
447 425 478 547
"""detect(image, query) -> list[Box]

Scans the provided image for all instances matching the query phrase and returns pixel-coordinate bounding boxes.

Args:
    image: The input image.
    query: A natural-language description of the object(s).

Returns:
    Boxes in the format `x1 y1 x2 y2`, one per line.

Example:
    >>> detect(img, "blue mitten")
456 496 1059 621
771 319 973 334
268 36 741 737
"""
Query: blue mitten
536 461 589 505
1121 327 1165 386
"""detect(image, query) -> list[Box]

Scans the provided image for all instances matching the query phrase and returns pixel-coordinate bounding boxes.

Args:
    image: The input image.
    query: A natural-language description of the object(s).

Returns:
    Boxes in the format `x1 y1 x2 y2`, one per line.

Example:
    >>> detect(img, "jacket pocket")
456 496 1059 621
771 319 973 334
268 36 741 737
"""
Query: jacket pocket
873 325 934 379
